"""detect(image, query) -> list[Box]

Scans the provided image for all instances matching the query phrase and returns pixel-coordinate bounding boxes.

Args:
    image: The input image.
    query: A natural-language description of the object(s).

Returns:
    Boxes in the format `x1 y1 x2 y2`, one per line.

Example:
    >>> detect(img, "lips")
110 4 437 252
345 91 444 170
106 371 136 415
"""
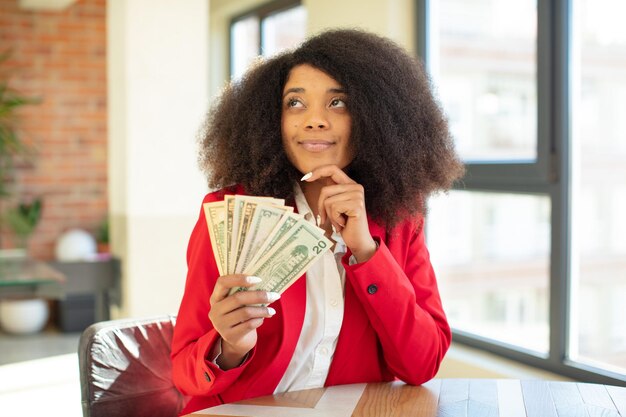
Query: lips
298 140 335 152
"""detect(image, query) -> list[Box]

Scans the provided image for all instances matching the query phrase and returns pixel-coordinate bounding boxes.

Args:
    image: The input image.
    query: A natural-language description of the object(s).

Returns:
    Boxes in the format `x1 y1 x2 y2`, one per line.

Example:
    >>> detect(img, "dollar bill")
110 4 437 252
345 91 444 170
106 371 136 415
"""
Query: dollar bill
229 195 284 273
243 212 300 271
224 195 236 274
203 201 226 275
234 203 294 273
238 218 332 294
205 194 327 295
233 200 258 272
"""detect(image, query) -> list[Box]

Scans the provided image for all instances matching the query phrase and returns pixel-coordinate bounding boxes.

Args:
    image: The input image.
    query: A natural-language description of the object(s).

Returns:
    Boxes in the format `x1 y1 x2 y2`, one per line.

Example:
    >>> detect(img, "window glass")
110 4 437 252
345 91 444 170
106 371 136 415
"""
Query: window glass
570 0 626 374
231 16 259 80
262 5 307 56
428 191 551 353
431 0 537 161
231 4 306 80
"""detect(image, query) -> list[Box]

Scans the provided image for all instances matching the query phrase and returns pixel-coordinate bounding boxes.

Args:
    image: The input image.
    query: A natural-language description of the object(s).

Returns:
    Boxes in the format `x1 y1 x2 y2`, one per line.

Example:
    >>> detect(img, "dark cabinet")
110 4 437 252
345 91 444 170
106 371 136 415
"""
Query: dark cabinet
49 258 121 332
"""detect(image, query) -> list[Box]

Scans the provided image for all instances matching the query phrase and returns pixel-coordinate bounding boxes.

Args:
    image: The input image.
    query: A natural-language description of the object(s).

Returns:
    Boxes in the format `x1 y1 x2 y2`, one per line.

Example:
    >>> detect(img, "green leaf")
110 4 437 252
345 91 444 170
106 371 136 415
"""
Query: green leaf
0 49 40 200
4 197 43 238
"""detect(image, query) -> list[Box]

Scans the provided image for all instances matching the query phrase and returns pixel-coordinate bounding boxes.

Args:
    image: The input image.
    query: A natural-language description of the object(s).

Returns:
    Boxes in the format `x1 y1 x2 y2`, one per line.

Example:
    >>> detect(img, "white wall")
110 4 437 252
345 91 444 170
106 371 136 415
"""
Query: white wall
305 0 414 52
108 0 209 318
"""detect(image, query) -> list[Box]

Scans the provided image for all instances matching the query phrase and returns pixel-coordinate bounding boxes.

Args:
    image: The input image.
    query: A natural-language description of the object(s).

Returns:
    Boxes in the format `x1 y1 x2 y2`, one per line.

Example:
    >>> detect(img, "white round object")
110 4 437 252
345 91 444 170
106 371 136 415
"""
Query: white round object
0 299 49 334
55 228 97 261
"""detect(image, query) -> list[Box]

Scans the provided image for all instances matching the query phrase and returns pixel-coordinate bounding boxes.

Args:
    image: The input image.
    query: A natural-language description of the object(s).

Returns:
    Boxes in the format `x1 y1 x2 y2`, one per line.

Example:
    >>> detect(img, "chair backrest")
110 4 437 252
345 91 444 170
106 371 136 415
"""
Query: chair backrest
78 315 186 417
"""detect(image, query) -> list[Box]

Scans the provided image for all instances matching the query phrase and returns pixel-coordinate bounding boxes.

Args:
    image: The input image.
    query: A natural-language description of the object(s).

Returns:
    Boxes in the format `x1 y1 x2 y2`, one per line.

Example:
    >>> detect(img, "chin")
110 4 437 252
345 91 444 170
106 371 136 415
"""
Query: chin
304 160 348 173
287 154 353 174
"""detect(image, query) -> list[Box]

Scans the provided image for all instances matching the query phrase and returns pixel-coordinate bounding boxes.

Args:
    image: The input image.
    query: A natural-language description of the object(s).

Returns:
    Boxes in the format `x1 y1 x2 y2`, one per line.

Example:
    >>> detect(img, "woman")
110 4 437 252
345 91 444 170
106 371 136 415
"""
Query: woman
171 29 464 415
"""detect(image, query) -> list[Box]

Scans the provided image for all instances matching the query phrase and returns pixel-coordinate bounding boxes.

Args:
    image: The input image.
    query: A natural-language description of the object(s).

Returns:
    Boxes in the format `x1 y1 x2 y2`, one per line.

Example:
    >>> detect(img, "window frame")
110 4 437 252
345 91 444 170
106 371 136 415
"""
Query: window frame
228 0 302 78
416 0 626 385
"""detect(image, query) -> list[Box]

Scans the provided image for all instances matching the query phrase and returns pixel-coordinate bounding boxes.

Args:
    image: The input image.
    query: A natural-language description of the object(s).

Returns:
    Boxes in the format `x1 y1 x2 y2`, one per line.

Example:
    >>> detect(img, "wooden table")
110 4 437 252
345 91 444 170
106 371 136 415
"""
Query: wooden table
187 379 626 417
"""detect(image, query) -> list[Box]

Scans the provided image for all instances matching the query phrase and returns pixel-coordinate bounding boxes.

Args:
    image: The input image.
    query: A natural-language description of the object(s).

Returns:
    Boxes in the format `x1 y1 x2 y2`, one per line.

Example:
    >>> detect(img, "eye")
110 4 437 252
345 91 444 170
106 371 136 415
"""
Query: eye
286 98 304 108
330 98 347 108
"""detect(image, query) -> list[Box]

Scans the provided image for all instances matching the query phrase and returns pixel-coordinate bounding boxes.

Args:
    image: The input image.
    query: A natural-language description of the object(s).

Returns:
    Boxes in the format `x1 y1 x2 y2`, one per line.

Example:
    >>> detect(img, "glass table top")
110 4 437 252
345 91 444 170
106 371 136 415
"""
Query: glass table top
0 257 65 287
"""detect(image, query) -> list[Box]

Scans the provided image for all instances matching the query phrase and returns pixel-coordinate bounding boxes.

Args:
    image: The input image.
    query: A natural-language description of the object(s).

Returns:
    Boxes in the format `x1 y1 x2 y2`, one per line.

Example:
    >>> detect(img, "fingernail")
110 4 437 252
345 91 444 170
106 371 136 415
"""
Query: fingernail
267 307 276 316
246 276 262 284
316 214 321 226
267 292 281 303
331 224 337 234
300 172 313 181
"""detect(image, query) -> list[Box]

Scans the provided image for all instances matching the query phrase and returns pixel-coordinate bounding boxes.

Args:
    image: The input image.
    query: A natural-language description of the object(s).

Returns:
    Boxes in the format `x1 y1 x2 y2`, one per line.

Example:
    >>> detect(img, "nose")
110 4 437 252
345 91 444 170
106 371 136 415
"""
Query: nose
304 108 329 130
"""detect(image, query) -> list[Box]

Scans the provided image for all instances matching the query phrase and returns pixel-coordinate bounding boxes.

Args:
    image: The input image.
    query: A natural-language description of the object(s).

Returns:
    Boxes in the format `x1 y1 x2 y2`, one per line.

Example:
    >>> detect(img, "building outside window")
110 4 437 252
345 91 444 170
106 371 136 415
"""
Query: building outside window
570 0 626 376
421 0 626 383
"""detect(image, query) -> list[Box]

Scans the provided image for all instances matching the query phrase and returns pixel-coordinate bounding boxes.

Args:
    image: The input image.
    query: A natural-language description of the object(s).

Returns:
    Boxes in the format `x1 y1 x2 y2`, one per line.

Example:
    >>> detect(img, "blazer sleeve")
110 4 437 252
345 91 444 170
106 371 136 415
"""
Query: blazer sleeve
170 194 257 397
342 217 451 385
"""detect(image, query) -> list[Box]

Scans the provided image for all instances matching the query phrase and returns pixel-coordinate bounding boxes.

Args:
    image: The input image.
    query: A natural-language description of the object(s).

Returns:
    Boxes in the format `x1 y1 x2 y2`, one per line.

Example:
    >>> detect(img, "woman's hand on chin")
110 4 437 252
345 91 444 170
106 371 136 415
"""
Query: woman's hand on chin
301 164 378 263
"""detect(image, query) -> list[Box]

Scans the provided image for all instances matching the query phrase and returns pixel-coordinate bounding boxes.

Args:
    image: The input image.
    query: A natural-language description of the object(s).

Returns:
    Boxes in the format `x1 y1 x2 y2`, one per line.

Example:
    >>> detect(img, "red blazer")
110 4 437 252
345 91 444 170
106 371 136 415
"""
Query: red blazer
171 187 451 415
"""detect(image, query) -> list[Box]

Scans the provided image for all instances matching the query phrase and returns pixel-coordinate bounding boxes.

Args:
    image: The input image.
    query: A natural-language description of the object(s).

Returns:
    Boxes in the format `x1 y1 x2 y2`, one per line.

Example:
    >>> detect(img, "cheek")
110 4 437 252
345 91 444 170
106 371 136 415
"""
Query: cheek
341 124 355 164
281 141 303 172
281 115 298 137
341 145 355 167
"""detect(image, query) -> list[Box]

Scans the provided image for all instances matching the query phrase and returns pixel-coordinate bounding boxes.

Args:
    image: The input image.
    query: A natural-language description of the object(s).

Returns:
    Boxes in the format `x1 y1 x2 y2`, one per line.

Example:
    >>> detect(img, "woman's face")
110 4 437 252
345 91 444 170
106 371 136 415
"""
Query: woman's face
281 64 353 174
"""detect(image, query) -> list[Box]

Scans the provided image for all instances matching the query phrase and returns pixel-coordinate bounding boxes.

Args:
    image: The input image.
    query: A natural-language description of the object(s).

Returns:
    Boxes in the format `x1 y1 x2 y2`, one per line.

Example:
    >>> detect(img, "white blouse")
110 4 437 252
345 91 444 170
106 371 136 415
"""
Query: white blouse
274 184 347 392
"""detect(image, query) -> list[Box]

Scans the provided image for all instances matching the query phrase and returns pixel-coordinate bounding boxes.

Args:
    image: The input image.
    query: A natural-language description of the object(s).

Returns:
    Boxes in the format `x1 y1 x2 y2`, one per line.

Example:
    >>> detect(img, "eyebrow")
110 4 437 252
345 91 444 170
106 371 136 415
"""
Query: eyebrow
282 87 346 98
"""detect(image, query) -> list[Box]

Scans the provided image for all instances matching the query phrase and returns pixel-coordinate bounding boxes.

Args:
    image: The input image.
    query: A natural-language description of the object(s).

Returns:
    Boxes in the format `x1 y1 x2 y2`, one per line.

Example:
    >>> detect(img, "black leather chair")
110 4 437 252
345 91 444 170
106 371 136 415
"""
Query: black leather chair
78 315 186 417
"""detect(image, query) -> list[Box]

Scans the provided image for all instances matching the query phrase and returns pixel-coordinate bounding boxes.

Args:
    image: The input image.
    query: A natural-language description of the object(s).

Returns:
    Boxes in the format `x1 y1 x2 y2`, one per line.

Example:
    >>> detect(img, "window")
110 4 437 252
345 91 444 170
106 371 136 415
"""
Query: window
230 0 307 79
429 191 551 353
419 0 626 384
570 0 626 376
429 0 538 162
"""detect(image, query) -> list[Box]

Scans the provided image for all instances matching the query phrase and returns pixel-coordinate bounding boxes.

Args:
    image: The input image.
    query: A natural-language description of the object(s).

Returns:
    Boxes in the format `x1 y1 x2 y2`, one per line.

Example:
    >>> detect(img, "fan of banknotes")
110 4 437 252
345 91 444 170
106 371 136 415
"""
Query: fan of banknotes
203 195 332 295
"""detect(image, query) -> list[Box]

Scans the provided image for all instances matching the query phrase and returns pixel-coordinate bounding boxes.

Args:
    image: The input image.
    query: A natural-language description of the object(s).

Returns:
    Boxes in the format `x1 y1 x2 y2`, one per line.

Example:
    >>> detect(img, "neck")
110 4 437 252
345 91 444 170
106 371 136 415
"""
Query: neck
300 179 336 247
300 180 324 218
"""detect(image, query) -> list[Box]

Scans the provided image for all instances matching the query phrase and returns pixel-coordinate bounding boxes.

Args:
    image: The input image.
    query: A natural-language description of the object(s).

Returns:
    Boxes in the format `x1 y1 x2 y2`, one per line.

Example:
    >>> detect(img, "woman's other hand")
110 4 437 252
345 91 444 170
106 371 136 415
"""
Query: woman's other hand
208 275 280 369
302 164 378 263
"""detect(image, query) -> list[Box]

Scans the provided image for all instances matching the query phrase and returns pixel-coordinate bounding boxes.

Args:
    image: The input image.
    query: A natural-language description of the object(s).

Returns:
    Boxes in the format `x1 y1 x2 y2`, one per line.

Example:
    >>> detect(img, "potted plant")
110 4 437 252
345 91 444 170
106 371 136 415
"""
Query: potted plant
4 197 42 251
96 216 110 254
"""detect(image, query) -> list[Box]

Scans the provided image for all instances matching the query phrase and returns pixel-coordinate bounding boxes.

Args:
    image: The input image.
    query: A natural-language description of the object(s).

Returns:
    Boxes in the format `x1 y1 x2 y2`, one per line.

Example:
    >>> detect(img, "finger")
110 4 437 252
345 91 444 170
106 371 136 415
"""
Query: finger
228 290 281 311
225 317 265 342
210 275 262 306
317 183 364 225
326 194 369 232
212 289 280 319
318 183 364 200
330 220 344 235
301 164 356 185
211 300 276 337
225 305 277 328
210 275 257 306
325 200 351 230
216 305 274 339
319 187 365 226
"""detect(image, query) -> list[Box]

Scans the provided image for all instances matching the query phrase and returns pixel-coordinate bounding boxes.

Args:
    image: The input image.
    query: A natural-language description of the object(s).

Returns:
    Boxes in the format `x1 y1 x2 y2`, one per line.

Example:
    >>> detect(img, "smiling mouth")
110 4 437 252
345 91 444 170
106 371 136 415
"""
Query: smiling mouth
298 140 335 152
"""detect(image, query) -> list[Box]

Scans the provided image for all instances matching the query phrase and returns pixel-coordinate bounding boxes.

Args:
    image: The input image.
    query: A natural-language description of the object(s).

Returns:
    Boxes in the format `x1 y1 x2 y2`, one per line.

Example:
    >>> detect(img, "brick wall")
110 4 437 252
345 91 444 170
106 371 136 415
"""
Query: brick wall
0 0 107 259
